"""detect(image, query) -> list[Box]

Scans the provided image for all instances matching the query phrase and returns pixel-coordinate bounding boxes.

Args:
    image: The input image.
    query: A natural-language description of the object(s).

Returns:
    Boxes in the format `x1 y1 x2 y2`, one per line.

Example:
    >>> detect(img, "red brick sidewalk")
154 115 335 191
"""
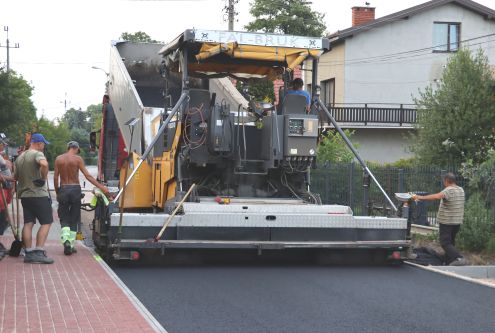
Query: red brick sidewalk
0 238 163 333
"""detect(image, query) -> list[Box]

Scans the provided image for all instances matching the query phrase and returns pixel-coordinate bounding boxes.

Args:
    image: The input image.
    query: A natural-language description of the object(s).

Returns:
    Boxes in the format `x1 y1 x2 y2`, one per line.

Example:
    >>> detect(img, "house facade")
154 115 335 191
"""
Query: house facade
305 0 495 163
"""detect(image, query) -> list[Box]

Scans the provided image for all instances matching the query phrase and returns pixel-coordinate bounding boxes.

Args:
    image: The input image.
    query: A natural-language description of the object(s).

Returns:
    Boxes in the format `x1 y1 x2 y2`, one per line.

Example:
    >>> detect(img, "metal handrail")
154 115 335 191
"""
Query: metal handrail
326 105 417 125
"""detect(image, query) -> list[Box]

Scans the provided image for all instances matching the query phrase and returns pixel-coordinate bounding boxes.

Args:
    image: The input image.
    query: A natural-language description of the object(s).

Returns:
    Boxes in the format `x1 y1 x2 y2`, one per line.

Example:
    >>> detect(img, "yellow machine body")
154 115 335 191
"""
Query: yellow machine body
119 152 153 209
152 122 182 209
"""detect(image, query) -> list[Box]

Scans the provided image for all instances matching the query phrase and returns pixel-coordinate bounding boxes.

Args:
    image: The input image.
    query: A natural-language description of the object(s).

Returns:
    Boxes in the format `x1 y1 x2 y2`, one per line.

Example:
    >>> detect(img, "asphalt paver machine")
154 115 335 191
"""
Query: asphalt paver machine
91 29 411 261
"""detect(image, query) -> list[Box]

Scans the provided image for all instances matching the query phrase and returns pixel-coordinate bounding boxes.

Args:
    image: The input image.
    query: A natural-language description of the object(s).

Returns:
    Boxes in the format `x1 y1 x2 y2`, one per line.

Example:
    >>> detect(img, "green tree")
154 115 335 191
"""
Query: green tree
236 80 275 102
413 48 495 167
120 31 159 43
245 0 326 36
35 117 71 167
86 103 103 131
317 129 357 163
457 193 495 252
61 108 88 130
0 69 37 145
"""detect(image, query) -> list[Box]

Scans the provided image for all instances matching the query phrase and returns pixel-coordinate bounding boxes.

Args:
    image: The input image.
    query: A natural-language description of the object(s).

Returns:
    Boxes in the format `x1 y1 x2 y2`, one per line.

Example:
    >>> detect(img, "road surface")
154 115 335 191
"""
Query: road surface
114 261 495 333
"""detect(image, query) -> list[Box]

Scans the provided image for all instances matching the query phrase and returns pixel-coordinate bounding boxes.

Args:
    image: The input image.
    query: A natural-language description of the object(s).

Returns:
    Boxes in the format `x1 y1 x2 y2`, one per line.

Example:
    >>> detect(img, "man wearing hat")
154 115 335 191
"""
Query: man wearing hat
54 141 110 255
14 133 54 264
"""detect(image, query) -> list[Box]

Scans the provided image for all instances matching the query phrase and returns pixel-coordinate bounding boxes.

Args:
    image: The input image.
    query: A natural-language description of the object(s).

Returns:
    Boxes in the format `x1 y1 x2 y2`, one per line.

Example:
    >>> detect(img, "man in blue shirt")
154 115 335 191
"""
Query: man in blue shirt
286 78 311 113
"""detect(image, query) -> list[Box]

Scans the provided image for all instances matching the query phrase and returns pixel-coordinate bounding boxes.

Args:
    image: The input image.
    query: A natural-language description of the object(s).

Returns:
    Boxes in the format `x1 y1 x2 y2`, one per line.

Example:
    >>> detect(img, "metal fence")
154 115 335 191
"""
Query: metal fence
311 163 466 225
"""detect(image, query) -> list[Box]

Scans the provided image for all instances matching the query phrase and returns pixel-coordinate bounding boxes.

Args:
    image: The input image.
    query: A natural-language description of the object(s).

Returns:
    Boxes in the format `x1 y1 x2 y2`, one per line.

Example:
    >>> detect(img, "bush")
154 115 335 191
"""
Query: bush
317 129 357 163
486 236 495 254
457 193 495 252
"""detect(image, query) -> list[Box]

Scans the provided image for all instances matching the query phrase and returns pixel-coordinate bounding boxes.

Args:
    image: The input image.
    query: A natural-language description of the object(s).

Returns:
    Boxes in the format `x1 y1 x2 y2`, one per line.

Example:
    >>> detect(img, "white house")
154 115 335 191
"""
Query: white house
305 0 495 163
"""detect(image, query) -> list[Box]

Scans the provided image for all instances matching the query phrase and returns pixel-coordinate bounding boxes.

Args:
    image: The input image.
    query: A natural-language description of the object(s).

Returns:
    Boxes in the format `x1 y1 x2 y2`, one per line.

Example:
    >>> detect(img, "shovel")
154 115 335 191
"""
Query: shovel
0 183 22 256
151 183 196 243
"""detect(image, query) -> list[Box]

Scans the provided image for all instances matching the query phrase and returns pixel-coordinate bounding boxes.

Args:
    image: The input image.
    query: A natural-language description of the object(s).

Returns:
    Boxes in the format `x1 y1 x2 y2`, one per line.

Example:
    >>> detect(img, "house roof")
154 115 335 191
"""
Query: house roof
329 0 495 42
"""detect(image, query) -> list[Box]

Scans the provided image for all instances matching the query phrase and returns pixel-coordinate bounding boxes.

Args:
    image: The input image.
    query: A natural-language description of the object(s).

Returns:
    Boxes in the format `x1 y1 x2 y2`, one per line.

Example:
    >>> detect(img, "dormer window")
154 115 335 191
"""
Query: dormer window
433 22 460 52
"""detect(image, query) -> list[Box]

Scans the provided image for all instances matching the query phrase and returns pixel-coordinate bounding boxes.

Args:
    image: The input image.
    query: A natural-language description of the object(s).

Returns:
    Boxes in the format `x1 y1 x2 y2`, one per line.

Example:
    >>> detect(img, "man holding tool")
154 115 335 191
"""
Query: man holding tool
412 172 466 266
54 141 110 255
14 133 54 264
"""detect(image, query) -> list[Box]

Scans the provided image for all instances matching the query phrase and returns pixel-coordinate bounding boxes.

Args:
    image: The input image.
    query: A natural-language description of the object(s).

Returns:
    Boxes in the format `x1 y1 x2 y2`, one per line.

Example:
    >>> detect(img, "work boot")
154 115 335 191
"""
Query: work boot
0 242 5 260
449 257 468 266
24 250 54 264
63 241 72 255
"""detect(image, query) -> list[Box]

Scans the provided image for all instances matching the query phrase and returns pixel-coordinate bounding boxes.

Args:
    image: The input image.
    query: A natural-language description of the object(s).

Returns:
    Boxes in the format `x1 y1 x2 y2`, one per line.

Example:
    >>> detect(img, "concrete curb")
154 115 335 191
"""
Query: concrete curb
433 265 495 279
406 262 495 289
86 246 168 333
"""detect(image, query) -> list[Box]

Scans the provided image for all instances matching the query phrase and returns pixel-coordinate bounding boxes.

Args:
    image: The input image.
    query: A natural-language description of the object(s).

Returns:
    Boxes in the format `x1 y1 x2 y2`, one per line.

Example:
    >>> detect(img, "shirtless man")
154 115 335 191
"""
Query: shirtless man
54 141 109 255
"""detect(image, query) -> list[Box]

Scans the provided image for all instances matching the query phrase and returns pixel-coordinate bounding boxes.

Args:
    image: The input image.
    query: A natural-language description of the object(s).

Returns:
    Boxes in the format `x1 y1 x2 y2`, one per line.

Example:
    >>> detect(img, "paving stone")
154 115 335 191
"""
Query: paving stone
0 237 157 332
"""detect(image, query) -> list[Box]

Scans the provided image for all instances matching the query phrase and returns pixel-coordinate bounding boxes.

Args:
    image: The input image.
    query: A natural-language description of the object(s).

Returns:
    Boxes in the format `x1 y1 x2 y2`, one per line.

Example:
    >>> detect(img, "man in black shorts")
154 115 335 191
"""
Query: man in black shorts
14 133 54 264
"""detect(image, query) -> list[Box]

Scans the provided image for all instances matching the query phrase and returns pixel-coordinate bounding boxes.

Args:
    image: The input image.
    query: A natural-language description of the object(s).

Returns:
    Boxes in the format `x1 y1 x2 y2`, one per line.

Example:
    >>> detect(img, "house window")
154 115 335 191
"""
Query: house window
433 22 460 52
321 79 335 106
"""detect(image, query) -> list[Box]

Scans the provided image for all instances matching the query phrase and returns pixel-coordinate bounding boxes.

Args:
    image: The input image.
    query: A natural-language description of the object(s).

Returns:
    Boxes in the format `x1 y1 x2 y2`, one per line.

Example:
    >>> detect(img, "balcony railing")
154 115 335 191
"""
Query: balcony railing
325 103 417 126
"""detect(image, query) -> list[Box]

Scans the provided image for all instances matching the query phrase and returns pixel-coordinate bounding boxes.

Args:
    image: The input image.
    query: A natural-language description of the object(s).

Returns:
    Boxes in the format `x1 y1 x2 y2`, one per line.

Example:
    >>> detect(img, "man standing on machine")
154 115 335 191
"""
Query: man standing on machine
54 141 110 255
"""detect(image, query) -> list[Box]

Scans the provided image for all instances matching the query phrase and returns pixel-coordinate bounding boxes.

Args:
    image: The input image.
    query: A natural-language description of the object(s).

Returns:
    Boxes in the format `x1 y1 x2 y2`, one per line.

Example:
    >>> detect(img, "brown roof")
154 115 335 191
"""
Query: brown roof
329 0 495 42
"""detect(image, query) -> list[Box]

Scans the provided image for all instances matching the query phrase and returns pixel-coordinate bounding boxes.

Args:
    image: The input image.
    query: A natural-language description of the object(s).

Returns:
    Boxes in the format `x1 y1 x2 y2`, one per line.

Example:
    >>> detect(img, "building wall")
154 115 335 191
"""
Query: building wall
304 43 346 104
343 2 495 104
351 128 414 163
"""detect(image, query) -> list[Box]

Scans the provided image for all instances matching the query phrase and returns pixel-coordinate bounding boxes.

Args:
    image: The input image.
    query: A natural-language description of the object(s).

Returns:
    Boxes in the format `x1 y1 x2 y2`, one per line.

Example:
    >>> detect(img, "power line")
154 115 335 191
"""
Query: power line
316 32 495 67
12 61 106 65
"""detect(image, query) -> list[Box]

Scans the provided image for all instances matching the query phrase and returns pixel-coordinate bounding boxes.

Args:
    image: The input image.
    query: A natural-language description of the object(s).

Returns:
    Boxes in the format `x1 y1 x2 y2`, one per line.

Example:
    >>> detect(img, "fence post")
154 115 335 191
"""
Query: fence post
325 163 330 204
364 103 368 126
398 168 405 193
349 161 354 209
363 170 370 216
399 104 404 126
440 169 447 191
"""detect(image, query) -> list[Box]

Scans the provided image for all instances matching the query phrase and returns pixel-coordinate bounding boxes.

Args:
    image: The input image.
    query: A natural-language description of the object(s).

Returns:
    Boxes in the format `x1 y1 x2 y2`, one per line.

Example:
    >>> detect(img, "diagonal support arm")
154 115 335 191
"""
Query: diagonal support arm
316 99 397 213
113 92 189 204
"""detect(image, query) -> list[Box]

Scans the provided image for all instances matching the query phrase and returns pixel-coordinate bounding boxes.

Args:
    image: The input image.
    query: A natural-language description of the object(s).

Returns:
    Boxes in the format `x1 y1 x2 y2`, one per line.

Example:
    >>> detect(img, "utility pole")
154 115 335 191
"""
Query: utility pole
223 0 239 31
0 26 20 73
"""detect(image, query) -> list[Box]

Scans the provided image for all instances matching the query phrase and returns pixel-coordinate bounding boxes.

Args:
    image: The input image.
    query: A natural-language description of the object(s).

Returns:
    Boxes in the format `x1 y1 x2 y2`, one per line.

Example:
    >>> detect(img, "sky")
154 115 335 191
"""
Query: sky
1 0 494 120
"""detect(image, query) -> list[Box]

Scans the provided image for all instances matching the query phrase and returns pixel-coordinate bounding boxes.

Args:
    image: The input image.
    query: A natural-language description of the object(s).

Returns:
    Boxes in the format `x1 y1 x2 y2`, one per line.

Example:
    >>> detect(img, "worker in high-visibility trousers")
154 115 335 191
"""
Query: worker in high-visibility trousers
54 141 110 255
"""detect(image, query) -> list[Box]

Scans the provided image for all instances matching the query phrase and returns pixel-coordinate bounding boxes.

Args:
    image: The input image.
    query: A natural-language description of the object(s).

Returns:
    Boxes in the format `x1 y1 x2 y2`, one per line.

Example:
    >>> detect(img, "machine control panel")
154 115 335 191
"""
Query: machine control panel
283 115 319 157
285 117 318 137
288 119 304 135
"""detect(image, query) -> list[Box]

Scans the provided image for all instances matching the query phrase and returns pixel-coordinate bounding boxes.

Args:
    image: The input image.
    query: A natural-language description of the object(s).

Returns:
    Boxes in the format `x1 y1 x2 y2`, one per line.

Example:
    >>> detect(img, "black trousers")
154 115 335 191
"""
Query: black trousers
439 224 462 264
57 185 81 232
0 210 7 235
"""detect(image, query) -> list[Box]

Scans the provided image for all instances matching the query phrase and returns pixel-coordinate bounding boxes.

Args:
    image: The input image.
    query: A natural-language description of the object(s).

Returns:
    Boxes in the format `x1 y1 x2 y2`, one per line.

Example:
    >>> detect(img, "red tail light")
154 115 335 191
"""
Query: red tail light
391 251 401 260
130 251 140 261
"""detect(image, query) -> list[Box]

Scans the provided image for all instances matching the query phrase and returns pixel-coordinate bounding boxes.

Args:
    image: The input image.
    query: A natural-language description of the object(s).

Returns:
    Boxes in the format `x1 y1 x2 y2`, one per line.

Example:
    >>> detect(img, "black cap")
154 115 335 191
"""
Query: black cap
67 141 80 149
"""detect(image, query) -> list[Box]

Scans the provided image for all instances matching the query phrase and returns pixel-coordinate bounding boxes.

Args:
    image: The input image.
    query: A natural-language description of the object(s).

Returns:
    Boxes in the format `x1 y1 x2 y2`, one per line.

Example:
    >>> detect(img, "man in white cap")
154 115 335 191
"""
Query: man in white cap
54 141 110 255
14 133 54 264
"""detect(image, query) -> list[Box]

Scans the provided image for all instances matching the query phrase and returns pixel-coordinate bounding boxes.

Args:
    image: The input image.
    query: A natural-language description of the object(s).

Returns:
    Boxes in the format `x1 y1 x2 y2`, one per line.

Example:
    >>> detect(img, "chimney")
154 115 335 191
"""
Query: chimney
352 6 376 27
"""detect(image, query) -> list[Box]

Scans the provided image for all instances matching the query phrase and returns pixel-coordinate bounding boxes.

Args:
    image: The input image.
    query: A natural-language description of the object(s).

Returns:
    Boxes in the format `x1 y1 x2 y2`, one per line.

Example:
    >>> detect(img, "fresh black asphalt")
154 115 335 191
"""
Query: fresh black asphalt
113 260 495 333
